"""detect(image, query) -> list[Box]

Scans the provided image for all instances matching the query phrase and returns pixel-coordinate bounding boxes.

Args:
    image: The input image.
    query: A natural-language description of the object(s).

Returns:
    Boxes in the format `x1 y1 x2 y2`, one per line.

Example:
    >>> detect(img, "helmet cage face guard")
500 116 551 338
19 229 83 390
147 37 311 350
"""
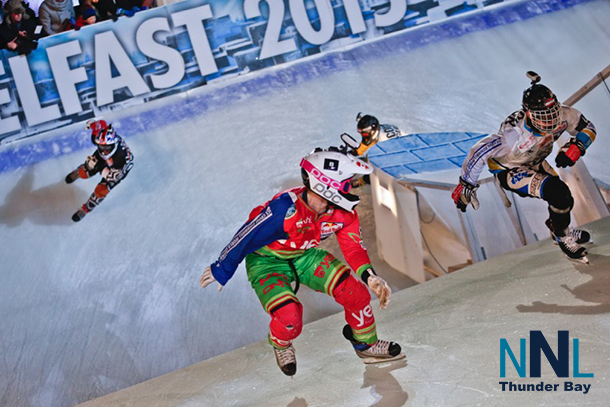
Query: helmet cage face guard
527 100 561 133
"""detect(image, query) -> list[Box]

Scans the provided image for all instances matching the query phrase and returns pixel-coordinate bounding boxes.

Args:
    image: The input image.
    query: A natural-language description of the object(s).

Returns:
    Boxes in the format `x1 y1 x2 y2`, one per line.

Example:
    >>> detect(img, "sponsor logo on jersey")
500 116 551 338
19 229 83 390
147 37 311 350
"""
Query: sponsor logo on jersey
517 135 536 151
381 124 400 139
528 173 545 197
295 216 313 229
321 222 343 238
510 169 534 186
285 204 297 219
348 231 367 251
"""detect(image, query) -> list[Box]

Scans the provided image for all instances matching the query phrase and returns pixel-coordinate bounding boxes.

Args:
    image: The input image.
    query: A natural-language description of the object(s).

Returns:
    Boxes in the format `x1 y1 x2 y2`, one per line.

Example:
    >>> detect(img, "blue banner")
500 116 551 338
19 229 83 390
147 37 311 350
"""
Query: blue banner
0 0 534 143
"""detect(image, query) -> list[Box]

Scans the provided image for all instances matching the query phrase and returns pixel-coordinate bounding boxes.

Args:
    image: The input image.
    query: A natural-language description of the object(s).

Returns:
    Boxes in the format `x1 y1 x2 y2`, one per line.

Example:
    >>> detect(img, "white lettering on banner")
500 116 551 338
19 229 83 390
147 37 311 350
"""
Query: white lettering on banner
0 62 20 135
136 18 185 89
95 31 150 106
244 0 408 60
47 40 88 115
244 0 297 60
342 0 366 34
9 55 61 126
374 0 407 27
171 5 218 77
0 0 445 139
290 0 334 45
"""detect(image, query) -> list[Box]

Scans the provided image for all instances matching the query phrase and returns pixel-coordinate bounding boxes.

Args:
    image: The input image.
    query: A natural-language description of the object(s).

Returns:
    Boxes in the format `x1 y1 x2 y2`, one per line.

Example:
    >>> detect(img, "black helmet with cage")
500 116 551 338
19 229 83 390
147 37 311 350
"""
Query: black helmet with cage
522 71 562 133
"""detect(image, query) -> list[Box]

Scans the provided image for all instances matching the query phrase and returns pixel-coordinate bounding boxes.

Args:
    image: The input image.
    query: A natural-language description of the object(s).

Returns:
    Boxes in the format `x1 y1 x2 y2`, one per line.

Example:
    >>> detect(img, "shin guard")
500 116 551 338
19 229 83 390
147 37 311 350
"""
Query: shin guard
83 182 111 212
333 275 377 345
543 176 574 235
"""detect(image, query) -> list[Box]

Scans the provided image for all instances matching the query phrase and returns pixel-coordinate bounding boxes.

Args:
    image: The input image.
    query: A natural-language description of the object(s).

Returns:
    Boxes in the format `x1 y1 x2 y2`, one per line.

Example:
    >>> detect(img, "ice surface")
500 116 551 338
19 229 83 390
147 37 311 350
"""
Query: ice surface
1 0 610 406
77 216 610 407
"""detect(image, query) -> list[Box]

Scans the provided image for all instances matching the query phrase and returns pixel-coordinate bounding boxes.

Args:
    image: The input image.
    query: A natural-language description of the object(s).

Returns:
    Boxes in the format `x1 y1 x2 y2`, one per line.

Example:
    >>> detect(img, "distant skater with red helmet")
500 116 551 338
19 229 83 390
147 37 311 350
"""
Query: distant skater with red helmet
65 118 134 222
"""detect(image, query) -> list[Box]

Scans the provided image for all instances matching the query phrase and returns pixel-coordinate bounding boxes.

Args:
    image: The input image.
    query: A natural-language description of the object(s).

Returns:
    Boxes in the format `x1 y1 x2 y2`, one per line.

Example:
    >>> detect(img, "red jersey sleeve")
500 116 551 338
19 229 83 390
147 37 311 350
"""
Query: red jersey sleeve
335 210 373 277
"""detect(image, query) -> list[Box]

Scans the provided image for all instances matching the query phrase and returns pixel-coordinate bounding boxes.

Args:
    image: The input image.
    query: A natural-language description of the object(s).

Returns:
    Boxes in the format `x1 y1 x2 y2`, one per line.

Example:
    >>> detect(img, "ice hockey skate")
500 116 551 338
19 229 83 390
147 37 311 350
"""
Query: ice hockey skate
343 325 405 364
72 207 88 223
546 219 593 245
273 344 297 376
556 234 589 265
65 169 80 184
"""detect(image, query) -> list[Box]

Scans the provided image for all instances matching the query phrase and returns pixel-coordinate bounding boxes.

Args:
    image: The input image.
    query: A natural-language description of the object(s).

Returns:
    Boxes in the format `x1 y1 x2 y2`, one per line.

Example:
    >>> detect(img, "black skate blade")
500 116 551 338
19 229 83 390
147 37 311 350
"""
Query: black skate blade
361 353 406 365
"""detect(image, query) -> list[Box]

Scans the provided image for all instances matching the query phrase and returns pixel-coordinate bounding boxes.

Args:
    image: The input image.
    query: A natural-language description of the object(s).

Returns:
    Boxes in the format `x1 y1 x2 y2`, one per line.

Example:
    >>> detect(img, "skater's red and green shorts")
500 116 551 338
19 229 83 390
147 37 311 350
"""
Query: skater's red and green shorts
246 248 347 313
246 248 378 346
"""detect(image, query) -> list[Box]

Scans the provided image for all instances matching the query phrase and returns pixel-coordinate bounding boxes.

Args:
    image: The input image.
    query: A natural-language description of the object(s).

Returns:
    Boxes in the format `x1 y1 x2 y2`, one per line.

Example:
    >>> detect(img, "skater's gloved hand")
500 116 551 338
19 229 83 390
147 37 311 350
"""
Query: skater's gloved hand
86 155 98 171
367 274 391 310
200 266 223 292
556 139 585 168
451 177 479 212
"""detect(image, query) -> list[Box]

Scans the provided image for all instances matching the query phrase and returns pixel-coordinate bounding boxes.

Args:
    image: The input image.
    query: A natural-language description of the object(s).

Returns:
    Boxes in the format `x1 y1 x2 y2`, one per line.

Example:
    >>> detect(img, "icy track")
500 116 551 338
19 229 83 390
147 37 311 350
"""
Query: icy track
1 0 610 406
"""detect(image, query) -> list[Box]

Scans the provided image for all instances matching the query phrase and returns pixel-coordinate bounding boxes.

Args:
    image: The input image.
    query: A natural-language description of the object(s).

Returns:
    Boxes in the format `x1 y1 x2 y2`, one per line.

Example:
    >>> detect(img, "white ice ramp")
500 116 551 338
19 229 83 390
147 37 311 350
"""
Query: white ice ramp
77 216 610 407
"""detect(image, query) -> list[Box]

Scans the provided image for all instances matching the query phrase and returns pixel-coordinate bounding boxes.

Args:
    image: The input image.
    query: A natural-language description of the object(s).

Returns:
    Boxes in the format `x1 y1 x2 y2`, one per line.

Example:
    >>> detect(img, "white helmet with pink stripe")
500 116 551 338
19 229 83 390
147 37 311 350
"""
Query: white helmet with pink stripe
300 134 373 211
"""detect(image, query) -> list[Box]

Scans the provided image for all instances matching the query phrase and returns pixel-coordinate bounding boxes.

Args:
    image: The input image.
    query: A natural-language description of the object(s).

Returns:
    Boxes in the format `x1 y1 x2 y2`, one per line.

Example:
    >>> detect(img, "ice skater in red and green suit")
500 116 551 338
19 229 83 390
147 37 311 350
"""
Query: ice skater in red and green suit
200 141 405 376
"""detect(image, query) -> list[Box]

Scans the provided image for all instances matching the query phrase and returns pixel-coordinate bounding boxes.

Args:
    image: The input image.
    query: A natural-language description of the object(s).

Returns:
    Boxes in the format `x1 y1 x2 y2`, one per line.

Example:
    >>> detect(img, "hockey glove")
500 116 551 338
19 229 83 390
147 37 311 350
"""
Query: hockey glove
86 155 98 171
365 269 391 310
200 266 223 292
555 139 586 168
451 177 480 212
65 169 80 184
